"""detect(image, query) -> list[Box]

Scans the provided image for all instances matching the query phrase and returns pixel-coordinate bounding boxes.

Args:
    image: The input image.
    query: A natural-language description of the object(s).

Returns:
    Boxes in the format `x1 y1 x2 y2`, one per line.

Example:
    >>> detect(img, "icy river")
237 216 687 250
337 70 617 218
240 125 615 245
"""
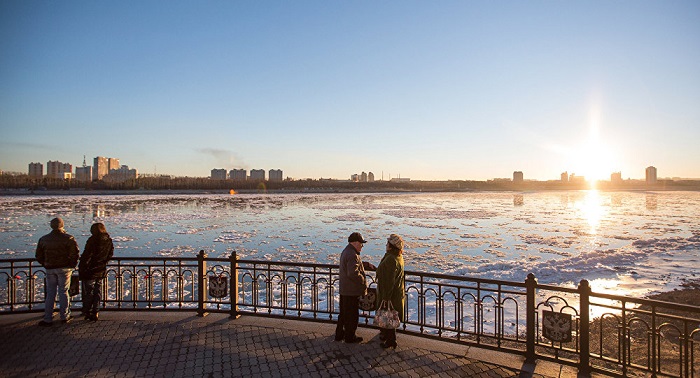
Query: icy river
1 191 698 298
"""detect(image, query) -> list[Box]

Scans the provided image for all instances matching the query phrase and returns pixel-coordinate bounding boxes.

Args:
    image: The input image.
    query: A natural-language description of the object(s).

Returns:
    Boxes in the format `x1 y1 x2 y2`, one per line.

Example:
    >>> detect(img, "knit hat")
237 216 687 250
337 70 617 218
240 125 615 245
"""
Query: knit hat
50 217 64 230
387 234 404 250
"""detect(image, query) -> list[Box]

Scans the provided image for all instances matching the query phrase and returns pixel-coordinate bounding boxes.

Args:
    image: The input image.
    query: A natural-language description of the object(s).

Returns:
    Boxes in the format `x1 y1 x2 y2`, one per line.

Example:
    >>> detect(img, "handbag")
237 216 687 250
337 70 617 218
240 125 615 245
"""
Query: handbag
358 288 377 311
69 273 80 297
374 300 400 329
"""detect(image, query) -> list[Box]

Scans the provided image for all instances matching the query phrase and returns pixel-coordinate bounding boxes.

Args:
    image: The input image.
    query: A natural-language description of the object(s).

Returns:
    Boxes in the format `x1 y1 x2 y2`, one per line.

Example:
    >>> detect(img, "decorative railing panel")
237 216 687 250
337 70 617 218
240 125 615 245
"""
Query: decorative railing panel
1 253 698 377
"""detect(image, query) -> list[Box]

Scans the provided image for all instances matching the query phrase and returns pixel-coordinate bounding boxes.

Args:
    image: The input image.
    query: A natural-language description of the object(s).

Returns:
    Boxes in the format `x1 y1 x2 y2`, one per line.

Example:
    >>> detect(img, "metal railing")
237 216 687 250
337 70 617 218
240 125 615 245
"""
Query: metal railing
2 252 698 377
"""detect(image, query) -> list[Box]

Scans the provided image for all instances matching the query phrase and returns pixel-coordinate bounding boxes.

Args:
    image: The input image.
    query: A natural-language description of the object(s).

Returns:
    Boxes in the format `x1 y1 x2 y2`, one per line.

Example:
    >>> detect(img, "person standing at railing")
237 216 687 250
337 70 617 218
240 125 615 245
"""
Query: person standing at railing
78 223 114 321
335 232 369 343
376 234 405 349
35 217 80 326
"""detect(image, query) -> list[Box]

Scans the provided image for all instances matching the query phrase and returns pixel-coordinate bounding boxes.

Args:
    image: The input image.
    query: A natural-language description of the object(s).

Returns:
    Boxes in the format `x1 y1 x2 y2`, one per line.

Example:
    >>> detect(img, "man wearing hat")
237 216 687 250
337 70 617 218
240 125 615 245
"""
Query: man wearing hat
335 232 369 343
35 217 80 326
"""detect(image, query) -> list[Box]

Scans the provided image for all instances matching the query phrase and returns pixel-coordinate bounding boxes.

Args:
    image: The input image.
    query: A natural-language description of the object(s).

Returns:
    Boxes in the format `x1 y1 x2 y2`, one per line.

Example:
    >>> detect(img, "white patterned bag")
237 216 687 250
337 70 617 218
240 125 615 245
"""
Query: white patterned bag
374 300 400 329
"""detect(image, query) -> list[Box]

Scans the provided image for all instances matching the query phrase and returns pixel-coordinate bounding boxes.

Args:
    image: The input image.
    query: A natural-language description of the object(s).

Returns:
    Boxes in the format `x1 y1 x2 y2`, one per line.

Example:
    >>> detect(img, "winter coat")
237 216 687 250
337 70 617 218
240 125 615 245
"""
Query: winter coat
376 250 405 322
36 229 80 269
78 234 114 280
339 244 367 296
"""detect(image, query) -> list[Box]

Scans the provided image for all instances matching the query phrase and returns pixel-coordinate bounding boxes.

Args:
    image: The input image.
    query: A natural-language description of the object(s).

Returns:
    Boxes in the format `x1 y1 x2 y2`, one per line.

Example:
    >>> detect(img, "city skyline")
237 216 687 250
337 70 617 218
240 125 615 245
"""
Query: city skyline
1 2 699 181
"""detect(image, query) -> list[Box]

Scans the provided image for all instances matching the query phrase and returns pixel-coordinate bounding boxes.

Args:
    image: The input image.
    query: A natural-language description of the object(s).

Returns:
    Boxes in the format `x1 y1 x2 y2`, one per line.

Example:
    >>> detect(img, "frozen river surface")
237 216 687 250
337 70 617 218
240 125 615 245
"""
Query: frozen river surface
1 191 698 297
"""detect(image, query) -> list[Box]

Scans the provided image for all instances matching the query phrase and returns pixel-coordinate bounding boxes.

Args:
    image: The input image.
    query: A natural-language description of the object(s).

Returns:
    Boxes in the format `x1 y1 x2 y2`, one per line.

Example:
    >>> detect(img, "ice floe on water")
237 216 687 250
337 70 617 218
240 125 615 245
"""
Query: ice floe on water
1 191 699 296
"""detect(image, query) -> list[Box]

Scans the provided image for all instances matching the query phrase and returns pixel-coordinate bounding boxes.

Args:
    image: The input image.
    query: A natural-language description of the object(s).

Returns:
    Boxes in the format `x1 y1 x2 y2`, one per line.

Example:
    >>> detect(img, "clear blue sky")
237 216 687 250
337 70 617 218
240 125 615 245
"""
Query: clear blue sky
1 1 699 181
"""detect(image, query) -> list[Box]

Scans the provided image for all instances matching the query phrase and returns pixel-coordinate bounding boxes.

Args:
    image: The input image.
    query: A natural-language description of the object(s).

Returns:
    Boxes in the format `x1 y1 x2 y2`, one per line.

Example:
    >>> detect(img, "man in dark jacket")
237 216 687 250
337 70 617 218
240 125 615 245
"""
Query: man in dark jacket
36 217 79 326
335 232 368 343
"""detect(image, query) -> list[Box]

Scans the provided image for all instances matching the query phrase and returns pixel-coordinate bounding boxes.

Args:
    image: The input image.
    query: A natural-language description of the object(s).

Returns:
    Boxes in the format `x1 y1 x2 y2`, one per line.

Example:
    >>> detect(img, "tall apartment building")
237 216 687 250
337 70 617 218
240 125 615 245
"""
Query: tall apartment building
368 172 375 182
28 162 43 178
211 169 227 180
249 169 265 181
230 169 247 181
93 156 120 181
360 172 368 182
47 161 72 179
269 169 283 181
611 172 622 183
646 166 657 184
513 171 524 182
561 171 568 182
105 165 138 183
75 166 92 182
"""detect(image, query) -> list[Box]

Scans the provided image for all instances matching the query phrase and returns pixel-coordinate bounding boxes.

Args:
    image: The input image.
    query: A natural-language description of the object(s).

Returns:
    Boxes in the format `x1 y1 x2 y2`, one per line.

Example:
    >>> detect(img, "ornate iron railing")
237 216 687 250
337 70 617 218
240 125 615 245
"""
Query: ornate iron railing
1 252 698 377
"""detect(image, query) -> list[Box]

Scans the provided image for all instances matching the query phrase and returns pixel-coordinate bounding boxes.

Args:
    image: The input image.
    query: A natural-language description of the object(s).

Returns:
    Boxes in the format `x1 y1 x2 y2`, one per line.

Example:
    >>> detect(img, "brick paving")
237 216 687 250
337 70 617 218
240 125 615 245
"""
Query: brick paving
0 312 578 377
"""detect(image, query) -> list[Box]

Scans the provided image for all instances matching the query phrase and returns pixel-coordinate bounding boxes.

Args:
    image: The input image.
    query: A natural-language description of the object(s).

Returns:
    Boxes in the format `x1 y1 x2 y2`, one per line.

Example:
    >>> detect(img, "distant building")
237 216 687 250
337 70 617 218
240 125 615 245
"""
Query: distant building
569 174 585 184
29 162 43 178
368 172 375 182
646 166 657 184
75 166 92 182
390 177 411 182
47 161 72 179
513 171 524 183
93 157 109 181
351 174 359 182
230 169 247 181
611 172 622 183
108 158 120 172
105 165 138 183
269 169 283 181
360 172 368 182
211 169 227 180
250 169 265 181
561 171 568 182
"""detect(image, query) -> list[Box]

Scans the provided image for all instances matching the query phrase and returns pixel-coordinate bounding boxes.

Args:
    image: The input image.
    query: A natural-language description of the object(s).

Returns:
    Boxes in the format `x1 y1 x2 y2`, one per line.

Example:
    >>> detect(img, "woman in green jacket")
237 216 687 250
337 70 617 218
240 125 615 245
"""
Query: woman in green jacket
376 233 405 349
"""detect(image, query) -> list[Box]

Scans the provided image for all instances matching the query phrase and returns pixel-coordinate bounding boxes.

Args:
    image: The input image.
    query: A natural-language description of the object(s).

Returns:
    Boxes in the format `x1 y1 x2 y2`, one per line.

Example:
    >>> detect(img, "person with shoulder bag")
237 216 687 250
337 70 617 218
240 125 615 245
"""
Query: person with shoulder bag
375 234 406 349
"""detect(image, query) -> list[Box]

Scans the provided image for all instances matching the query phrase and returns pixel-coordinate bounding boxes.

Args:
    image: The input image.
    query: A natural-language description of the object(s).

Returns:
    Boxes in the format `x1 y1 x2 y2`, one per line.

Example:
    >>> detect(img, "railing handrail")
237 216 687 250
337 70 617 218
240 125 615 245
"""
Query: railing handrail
2 255 698 378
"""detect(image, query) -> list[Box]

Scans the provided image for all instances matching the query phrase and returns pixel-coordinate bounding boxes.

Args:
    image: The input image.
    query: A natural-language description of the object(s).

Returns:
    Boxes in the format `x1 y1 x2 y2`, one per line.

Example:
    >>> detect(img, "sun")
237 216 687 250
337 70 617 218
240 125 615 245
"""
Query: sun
570 140 618 182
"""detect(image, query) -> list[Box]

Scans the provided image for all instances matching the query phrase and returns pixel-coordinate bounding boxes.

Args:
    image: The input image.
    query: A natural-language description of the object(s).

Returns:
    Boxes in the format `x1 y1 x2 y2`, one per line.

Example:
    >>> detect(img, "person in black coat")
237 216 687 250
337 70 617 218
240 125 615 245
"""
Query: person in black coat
78 223 114 321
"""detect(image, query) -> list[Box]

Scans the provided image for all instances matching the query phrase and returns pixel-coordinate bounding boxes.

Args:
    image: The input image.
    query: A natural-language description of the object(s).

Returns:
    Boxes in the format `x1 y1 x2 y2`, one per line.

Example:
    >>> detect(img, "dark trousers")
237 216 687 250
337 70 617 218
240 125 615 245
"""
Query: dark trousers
380 327 397 344
81 278 103 315
335 295 359 341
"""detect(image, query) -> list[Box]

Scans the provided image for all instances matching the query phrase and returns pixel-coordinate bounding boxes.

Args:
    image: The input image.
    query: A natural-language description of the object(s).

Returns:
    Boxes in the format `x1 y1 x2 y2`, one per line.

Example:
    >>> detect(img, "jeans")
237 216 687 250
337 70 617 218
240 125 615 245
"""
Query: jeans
44 268 73 322
81 278 103 315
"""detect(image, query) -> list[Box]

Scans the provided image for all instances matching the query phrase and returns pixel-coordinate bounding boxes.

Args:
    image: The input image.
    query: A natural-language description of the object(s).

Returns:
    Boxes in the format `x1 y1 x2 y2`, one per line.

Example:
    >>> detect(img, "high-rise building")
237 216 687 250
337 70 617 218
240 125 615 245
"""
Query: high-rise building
93 157 109 181
211 169 227 180
29 162 43 178
250 169 265 181
47 161 72 179
561 172 568 182
351 174 359 182
360 172 368 182
75 166 92 182
646 166 657 184
105 165 138 183
108 158 120 172
230 169 247 181
368 172 375 182
611 172 622 183
269 169 283 181
513 171 524 182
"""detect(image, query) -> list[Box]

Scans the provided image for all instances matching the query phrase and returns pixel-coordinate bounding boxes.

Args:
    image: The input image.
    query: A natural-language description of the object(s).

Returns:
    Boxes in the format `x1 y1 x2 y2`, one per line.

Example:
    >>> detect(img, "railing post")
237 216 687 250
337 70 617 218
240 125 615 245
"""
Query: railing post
525 273 537 364
578 279 591 377
197 250 208 317
229 251 239 319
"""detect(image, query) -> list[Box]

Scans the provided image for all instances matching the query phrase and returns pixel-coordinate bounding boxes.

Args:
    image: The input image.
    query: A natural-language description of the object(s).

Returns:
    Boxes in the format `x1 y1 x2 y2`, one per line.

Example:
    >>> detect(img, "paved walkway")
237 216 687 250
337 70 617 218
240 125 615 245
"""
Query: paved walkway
0 312 584 377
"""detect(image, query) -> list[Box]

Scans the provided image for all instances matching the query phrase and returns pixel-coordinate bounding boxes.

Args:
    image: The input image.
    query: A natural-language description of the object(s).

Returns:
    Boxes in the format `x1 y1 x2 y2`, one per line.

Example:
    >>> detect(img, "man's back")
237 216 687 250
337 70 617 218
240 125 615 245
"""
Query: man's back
36 230 79 269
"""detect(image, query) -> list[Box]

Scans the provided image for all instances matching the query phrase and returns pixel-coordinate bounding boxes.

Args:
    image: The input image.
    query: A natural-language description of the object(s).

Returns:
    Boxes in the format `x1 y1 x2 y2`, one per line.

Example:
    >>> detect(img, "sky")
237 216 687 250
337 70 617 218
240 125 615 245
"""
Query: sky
1 1 699 181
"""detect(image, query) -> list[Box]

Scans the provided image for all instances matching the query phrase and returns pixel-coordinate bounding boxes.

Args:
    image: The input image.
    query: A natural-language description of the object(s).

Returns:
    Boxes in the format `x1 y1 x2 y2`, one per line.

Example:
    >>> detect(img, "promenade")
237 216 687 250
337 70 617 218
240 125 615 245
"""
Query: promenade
0 311 586 378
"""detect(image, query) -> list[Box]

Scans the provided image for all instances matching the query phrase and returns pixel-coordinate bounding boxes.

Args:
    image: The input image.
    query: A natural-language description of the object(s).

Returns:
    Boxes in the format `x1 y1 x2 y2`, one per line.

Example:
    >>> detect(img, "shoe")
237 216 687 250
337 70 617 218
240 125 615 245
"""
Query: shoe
380 341 397 349
90 313 99 321
38 320 52 327
345 336 363 344
334 334 344 342
61 316 72 324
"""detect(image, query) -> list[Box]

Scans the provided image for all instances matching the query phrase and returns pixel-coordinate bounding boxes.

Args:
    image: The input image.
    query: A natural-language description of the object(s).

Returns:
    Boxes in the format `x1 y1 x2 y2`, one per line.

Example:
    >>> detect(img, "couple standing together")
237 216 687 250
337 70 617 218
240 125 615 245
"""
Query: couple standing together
35 217 114 326
335 232 405 349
